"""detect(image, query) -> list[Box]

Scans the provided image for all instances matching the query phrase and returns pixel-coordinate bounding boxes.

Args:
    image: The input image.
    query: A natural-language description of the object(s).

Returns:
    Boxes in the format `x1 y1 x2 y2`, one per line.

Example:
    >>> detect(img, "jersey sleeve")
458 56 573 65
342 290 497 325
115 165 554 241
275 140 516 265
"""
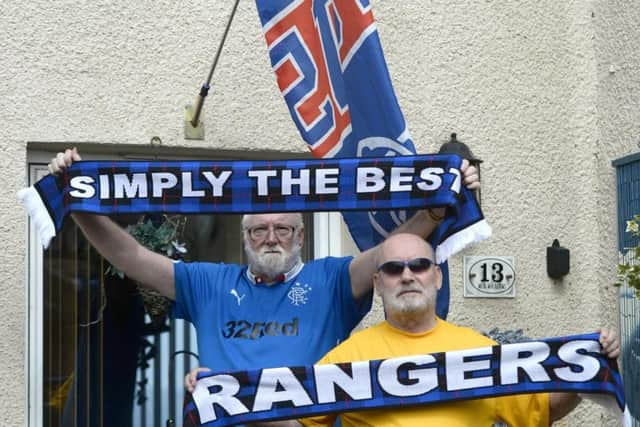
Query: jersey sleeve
326 256 373 335
172 261 219 324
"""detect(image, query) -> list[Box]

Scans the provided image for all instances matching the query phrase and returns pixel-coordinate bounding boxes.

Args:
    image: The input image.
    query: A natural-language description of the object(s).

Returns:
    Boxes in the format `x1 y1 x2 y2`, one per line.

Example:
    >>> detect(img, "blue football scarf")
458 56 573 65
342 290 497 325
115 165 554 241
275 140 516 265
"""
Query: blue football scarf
182 332 631 427
255 0 482 319
18 154 490 252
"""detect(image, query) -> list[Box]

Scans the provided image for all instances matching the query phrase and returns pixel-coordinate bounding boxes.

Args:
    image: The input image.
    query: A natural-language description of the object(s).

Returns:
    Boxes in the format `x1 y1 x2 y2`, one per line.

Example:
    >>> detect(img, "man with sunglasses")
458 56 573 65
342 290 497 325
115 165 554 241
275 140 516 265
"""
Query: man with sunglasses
48 148 481 385
253 233 620 427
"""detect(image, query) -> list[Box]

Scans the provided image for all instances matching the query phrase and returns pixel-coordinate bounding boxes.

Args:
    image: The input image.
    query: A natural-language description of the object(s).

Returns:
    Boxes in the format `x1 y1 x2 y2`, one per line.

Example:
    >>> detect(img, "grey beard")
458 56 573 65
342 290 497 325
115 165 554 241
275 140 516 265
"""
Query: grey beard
387 296 429 315
384 287 437 317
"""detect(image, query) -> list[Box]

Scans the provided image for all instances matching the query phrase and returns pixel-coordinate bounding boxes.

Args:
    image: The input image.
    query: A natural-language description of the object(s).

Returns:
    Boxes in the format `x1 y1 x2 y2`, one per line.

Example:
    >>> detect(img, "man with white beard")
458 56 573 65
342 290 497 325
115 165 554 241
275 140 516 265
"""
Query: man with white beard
48 148 480 377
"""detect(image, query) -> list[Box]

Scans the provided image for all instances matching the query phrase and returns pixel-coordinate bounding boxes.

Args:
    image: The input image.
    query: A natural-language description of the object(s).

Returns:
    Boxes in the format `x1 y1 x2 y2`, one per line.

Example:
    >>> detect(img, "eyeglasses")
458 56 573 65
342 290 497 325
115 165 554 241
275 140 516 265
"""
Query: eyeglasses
245 224 296 241
377 258 434 275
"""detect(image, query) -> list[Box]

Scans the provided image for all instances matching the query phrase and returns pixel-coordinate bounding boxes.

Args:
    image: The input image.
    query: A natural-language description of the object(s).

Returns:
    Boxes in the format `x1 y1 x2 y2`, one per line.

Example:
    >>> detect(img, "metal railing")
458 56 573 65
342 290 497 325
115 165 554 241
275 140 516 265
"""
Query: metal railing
133 318 199 427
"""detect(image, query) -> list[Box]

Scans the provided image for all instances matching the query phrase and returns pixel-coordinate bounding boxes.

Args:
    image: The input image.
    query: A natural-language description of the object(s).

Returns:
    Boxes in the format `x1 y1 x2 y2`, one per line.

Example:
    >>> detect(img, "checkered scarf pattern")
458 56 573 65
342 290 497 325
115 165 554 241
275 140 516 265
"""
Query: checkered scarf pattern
182 333 629 427
19 154 490 253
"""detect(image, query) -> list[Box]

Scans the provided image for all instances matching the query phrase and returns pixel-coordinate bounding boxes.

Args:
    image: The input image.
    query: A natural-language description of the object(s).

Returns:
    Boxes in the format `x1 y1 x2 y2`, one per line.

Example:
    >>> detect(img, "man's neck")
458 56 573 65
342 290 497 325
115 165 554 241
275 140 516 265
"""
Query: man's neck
247 260 304 285
387 311 437 334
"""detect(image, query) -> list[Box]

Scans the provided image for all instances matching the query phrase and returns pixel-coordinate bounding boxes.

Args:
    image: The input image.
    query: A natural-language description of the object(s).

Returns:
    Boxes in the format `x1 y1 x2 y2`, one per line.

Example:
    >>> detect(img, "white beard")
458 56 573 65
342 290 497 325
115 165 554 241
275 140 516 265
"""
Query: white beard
245 240 302 279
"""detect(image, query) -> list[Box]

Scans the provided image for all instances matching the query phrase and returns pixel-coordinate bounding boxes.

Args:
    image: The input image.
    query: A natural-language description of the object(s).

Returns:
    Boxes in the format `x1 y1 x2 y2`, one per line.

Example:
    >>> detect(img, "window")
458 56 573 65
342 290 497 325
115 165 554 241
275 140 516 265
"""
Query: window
27 151 340 426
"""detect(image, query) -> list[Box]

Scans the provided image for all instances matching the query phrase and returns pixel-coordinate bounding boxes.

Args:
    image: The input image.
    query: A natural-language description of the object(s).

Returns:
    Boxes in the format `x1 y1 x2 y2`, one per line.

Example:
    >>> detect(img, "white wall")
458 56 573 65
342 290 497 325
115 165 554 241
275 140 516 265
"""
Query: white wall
2 1 639 425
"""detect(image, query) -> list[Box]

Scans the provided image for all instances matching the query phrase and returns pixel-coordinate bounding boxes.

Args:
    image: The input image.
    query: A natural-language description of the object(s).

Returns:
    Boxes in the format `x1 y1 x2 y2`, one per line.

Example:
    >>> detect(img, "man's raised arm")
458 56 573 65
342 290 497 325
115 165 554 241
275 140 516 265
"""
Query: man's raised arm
49 148 176 299
348 159 479 300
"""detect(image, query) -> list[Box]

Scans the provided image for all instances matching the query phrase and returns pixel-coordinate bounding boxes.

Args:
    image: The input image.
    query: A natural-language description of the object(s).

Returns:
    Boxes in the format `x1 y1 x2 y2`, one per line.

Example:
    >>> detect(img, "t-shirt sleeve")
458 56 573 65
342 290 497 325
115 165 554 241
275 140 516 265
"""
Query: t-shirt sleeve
172 261 218 324
328 256 372 333
496 392 549 427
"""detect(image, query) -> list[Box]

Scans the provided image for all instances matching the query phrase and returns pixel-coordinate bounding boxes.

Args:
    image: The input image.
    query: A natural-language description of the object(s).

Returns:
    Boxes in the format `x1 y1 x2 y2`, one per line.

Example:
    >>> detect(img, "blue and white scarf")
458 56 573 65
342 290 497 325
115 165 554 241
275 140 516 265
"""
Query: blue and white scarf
182 332 631 427
18 154 490 254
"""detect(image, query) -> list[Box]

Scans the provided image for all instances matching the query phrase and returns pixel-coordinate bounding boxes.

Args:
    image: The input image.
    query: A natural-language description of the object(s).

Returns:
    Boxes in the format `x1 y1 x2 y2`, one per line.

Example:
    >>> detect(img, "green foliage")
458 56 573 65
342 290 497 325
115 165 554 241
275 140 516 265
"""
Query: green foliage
615 214 640 299
106 215 187 279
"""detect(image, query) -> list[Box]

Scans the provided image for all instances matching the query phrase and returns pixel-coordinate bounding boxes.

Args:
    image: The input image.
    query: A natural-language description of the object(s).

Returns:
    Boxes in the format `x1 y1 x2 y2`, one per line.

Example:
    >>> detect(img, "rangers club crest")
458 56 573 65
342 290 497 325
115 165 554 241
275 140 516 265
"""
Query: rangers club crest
288 282 312 306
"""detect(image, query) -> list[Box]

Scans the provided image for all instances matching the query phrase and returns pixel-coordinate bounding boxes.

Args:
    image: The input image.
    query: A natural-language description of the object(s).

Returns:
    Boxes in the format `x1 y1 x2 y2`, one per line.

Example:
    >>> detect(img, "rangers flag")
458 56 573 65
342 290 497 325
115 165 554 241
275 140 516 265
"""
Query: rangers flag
255 0 491 318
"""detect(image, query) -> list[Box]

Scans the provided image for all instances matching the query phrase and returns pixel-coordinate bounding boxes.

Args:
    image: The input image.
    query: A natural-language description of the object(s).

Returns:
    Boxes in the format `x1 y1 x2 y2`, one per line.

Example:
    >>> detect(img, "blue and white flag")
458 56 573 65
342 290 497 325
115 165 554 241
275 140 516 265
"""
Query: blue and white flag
255 0 491 318
256 0 411 160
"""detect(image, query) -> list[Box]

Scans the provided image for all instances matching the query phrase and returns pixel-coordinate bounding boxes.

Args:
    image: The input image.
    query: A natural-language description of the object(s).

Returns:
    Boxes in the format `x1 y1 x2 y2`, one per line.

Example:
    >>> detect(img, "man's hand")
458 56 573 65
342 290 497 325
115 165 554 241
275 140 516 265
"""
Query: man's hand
598 327 620 359
48 147 81 175
550 327 621 422
185 367 212 393
460 158 480 190
426 158 480 221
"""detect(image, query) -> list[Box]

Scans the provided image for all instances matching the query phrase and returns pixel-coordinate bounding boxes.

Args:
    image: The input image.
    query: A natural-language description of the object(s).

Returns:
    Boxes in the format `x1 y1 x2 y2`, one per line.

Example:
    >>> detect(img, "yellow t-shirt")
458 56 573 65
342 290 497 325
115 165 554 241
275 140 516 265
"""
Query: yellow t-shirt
300 319 549 427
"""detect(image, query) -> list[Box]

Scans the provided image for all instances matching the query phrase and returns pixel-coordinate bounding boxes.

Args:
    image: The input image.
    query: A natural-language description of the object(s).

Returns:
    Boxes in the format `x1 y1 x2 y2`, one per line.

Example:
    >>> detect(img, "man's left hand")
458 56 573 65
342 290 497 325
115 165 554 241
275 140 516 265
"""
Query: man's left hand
598 328 620 359
460 158 480 190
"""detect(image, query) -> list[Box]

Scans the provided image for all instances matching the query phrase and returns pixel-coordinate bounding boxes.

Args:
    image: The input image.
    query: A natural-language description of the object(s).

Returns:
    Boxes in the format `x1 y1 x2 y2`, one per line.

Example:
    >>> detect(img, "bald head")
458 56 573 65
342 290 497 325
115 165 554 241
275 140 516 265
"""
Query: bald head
377 233 436 267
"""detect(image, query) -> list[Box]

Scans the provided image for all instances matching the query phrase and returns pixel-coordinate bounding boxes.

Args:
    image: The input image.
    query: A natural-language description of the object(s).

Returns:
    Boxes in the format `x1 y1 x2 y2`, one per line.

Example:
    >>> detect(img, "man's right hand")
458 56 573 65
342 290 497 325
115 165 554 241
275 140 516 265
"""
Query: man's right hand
185 367 212 393
48 147 81 175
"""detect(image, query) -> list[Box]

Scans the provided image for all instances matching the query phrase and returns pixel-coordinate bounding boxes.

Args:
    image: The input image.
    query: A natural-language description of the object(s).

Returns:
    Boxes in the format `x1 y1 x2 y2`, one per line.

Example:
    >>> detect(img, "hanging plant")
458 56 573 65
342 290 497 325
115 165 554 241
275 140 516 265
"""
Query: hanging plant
106 214 187 324
106 214 187 278
615 214 640 299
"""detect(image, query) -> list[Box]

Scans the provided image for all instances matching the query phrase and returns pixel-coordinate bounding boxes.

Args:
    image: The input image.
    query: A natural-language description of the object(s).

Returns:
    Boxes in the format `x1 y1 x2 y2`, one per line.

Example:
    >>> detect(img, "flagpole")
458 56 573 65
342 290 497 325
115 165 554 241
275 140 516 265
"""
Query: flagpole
190 0 241 128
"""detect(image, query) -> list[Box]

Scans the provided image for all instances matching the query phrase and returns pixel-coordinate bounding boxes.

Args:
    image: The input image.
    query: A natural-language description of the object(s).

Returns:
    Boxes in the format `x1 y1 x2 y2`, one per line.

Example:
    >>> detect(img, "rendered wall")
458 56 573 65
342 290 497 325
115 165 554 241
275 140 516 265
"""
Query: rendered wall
1 1 639 425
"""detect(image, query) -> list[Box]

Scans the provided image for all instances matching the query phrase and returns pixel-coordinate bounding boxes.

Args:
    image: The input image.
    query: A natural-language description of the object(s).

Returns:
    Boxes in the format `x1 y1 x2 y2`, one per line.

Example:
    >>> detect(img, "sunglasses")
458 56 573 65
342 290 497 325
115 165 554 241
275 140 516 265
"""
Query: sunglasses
377 258 435 275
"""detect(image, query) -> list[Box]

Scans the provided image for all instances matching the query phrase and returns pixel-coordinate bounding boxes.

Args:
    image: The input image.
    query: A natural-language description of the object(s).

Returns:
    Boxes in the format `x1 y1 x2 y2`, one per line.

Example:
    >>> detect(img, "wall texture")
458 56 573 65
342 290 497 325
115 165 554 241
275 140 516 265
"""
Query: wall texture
1 1 639 425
